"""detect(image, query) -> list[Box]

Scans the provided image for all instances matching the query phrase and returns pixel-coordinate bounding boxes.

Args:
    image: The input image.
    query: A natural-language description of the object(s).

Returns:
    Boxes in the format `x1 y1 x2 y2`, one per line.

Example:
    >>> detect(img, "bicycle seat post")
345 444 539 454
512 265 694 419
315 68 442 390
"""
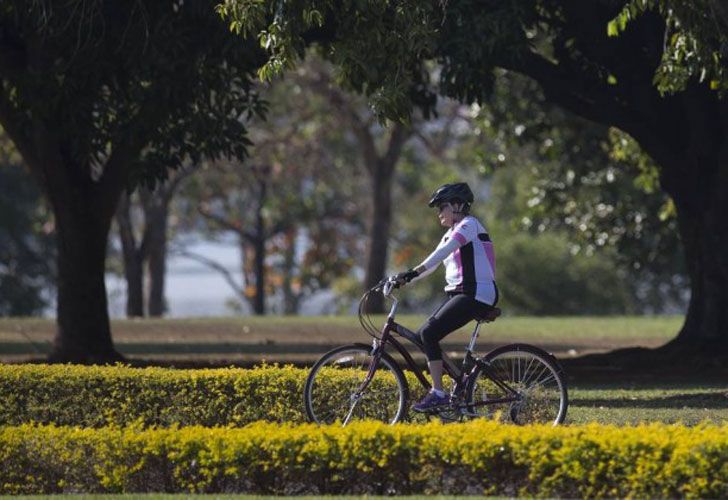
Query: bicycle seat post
467 321 483 353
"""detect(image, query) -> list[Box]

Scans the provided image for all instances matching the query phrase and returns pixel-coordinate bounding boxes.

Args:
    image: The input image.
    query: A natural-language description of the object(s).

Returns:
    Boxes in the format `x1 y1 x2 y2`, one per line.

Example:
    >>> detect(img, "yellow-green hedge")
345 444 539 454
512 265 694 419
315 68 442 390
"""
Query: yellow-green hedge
1 420 727 497
0 363 426 427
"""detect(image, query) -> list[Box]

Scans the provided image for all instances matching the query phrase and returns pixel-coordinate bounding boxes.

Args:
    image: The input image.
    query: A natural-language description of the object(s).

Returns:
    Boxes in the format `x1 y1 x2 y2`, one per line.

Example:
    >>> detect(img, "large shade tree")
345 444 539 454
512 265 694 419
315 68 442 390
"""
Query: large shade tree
0 1 264 362
220 0 728 356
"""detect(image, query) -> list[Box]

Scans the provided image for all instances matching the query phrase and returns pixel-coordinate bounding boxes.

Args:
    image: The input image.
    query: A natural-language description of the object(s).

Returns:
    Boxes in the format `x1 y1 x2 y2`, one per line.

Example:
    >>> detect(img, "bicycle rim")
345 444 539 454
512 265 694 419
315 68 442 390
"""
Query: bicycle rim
466 345 567 425
304 345 408 425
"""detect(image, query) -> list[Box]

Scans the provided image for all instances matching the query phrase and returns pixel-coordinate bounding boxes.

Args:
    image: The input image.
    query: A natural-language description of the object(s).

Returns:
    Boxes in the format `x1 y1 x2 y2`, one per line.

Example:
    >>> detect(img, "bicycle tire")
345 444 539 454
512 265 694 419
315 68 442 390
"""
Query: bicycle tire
304 343 410 425
465 343 568 426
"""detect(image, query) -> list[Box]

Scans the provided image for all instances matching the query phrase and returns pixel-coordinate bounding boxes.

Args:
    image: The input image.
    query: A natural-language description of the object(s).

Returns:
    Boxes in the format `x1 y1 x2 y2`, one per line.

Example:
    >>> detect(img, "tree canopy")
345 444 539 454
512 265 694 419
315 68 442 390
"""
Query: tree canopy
0 1 266 361
221 0 728 356
470 71 686 312
609 0 728 94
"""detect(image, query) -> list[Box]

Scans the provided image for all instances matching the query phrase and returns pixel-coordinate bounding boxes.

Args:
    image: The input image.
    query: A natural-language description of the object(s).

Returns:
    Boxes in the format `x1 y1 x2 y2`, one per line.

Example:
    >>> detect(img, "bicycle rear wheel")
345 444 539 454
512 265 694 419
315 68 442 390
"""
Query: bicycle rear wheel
304 343 409 425
465 343 568 425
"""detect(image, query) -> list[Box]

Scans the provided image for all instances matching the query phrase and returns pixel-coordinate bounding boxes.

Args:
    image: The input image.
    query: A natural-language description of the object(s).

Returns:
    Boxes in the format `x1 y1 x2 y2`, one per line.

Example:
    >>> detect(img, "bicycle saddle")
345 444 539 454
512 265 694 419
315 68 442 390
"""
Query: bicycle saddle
475 307 501 323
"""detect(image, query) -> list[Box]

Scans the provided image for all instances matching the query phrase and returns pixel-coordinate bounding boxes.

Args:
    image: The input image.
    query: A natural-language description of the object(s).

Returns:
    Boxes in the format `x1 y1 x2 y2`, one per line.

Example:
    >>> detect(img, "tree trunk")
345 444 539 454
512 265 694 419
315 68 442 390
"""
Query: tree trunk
49 180 124 363
667 209 728 354
364 162 393 313
115 192 145 317
146 196 168 317
509 24 728 357
282 228 300 314
252 229 266 315
252 179 267 315
240 239 255 311
662 145 728 356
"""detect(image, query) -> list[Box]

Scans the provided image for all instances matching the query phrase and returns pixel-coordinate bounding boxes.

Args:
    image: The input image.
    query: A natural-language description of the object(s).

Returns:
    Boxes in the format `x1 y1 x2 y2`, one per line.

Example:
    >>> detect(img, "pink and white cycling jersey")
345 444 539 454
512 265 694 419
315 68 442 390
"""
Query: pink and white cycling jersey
413 215 497 305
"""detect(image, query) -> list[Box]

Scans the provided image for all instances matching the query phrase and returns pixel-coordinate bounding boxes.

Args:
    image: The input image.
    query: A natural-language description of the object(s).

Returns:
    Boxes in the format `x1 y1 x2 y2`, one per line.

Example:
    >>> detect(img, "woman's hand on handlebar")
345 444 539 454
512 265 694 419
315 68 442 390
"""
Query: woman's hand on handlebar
373 268 420 294
390 269 419 288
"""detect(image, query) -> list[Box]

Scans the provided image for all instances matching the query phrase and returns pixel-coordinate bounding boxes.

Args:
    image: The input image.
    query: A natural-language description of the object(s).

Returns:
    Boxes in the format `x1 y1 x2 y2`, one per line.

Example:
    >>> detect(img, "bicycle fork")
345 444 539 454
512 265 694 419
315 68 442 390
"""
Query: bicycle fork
341 338 383 426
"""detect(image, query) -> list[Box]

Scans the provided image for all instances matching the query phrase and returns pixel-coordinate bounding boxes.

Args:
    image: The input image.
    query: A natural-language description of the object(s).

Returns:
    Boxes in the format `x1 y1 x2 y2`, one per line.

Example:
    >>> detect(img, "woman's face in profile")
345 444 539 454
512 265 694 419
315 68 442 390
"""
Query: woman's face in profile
437 202 464 227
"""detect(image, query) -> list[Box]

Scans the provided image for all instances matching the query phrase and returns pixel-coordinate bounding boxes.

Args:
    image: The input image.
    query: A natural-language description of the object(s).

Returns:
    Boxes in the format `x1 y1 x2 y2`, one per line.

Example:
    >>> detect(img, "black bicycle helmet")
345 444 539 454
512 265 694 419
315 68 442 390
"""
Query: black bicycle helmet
428 182 474 208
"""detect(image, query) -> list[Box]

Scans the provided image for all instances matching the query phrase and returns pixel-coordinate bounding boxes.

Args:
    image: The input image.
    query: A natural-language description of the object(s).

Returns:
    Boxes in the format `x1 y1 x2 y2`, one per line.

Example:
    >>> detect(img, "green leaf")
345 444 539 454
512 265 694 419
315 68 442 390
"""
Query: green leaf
607 20 619 37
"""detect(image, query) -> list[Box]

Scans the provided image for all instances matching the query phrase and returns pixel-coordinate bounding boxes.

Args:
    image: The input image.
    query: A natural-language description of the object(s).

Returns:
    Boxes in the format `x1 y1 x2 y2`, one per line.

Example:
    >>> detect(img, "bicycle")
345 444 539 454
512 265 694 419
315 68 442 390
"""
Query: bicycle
304 277 568 426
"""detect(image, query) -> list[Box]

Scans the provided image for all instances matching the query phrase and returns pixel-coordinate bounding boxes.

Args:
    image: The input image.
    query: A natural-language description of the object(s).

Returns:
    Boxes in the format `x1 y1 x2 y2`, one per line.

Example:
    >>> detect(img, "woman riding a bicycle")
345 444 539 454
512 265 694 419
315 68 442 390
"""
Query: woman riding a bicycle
304 182 567 426
391 182 499 412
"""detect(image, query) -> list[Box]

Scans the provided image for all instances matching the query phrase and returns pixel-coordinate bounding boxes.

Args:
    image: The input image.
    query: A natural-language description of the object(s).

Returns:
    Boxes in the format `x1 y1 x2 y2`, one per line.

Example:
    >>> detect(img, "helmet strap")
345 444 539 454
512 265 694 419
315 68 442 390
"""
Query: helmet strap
451 202 470 215
450 204 466 227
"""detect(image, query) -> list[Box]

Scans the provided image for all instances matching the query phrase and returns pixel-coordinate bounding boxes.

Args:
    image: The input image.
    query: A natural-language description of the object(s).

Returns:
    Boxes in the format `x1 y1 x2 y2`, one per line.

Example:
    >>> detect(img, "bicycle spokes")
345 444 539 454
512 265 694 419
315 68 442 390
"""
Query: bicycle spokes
467 348 567 425
304 346 408 425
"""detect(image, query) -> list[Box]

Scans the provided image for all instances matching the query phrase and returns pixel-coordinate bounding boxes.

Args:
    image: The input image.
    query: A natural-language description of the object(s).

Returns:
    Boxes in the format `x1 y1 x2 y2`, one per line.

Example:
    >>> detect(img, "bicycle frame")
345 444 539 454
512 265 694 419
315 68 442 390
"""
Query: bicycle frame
357 285 522 410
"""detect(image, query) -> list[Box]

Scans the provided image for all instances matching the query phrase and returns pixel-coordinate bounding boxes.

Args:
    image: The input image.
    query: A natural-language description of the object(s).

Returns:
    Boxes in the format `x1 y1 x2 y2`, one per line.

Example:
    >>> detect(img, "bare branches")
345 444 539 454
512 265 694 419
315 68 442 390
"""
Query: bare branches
296 65 380 174
172 247 246 300
160 163 202 205
197 202 256 243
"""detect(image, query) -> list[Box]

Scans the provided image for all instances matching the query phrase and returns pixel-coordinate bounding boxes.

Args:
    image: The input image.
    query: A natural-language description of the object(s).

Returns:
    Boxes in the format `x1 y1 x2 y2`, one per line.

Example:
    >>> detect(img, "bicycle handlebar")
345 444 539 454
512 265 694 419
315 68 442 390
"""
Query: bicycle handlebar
368 276 399 298
382 279 396 298
359 277 401 338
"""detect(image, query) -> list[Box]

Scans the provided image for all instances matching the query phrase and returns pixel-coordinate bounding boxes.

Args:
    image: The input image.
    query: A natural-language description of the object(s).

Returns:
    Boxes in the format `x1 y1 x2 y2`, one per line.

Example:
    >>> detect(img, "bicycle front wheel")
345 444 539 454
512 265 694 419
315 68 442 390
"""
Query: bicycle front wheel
465 343 568 425
304 343 409 425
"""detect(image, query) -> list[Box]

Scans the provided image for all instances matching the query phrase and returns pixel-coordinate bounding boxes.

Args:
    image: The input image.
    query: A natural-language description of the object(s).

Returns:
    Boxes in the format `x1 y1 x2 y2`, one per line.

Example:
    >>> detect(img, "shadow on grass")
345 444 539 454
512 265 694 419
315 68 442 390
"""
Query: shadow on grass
571 392 728 409
561 343 728 385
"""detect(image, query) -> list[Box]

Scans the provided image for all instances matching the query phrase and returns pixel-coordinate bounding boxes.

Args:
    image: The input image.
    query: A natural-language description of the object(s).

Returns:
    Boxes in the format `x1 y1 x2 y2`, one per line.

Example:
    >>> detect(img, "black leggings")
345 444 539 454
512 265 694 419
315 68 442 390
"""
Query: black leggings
417 293 497 361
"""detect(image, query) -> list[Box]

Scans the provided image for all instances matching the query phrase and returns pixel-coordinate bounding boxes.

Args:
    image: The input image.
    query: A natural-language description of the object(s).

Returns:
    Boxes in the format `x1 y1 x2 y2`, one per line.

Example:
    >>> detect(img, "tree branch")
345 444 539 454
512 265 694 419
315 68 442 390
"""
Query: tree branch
381 122 411 175
197 204 255 242
172 248 247 302
503 50 636 129
99 80 189 221
501 49 686 173
301 70 379 174
137 188 156 259
412 106 461 161
161 162 201 205
115 191 139 258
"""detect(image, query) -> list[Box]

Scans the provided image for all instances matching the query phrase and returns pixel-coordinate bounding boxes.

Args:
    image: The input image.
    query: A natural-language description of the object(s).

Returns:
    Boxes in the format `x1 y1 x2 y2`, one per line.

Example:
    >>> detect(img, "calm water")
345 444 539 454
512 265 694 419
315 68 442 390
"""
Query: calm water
105 239 337 318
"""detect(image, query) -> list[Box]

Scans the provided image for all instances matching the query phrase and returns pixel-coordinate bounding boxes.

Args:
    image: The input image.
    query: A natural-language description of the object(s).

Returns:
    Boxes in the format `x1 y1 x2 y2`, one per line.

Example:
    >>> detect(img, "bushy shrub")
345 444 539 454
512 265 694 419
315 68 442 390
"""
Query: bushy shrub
1 421 727 497
0 363 311 427
0 363 426 427
497 232 635 315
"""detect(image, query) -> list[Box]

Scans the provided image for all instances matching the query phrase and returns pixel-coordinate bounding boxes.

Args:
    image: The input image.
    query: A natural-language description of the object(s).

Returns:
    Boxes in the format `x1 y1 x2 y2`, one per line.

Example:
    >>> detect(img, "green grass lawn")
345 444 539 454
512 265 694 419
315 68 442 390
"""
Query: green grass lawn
0 315 683 363
0 314 684 340
567 382 728 425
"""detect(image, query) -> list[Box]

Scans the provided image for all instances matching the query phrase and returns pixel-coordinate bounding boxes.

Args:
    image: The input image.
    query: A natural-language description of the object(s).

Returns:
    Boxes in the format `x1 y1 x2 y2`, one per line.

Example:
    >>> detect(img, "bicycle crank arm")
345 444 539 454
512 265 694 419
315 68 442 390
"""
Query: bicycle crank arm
455 396 520 408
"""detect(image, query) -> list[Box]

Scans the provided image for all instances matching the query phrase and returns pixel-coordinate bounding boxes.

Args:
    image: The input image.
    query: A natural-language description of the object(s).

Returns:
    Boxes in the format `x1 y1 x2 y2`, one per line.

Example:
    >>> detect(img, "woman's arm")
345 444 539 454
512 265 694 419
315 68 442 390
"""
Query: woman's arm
402 222 473 284
408 262 438 283
417 237 462 271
